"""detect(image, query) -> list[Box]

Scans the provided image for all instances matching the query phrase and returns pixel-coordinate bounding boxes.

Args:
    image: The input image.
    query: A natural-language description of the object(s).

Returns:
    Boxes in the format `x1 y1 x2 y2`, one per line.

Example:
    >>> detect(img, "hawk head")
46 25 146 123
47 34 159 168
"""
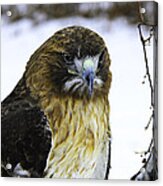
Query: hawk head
25 26 112 100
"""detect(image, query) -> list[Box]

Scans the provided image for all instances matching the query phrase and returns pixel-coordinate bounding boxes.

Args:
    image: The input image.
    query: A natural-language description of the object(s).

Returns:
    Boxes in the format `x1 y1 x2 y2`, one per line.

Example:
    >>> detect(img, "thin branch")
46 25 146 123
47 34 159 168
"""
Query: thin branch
138 23 154 107
145 111 154 130
145 138 153 155
131 1 158 180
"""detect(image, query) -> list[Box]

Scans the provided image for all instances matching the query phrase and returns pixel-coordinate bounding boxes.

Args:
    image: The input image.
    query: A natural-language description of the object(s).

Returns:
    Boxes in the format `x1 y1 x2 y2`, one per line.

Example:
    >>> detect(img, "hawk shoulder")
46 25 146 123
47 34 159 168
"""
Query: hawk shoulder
1 101 52 177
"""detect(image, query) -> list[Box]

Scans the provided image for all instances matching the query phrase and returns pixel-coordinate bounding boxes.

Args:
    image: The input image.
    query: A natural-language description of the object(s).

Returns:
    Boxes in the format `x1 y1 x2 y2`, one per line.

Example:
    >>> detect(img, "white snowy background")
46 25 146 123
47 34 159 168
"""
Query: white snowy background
1 9 154 179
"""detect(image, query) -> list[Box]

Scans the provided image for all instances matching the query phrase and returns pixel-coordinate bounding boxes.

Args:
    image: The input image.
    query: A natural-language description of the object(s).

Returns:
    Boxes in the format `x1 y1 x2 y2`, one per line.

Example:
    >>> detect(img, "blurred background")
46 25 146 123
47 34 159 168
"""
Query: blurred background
1 2 157 25
1 1 157 179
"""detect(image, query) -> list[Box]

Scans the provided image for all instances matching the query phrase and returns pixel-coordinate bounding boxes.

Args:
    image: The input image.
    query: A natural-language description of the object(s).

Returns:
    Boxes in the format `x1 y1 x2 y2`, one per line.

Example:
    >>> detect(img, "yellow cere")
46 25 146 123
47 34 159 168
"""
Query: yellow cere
83 59 94 70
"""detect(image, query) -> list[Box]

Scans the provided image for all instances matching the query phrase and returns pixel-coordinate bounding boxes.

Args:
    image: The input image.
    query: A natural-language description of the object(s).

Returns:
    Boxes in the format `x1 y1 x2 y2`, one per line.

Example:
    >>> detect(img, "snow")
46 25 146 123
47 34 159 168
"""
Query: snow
1 16 154 179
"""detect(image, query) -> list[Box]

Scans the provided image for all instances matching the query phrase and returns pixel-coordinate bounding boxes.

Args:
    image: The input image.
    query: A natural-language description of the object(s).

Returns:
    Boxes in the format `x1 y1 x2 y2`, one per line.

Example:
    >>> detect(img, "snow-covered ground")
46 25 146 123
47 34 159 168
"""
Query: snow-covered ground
1 16 154 179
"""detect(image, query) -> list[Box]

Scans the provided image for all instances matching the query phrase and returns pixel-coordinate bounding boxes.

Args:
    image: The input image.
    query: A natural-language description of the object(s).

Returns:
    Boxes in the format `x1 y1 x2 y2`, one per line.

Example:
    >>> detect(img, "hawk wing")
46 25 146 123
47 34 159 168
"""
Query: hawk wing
1 100 52 177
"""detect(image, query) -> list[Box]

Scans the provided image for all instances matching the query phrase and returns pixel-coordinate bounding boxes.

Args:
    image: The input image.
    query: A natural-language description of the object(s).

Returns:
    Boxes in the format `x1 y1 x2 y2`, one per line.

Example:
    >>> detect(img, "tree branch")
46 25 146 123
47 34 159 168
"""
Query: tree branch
131 1 158 181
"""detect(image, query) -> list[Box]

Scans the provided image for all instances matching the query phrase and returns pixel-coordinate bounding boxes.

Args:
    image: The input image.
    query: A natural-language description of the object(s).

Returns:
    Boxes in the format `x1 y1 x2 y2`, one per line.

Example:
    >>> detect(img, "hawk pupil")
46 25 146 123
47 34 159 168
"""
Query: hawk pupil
63 54 73 65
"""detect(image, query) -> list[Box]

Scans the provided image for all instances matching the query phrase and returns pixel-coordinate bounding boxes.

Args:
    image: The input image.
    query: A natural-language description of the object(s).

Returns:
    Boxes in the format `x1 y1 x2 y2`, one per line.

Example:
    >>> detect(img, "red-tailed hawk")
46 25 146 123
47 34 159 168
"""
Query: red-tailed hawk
1 26 112 179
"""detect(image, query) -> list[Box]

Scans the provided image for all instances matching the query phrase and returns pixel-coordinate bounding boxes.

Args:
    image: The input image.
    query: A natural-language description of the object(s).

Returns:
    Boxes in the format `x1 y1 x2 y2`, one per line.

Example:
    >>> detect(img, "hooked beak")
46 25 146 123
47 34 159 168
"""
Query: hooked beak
82 59 95 97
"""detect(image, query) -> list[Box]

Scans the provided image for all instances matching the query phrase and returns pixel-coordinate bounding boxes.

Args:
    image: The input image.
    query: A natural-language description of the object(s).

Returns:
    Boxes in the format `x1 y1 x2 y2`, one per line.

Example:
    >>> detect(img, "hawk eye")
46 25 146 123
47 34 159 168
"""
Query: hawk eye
63 53 74 65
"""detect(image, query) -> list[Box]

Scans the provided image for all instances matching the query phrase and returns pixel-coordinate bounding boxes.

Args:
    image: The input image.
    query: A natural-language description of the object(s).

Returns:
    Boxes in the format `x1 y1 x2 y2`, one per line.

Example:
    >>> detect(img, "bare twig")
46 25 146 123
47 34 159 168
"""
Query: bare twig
131 1 158 181
145 111 154 130
138 23 154 107
145 138 153 155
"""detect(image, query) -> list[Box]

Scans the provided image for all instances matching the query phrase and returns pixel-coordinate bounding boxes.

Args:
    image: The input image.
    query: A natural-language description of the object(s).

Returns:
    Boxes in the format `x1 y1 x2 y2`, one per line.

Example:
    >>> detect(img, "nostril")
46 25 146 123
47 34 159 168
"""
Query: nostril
85 75 90 83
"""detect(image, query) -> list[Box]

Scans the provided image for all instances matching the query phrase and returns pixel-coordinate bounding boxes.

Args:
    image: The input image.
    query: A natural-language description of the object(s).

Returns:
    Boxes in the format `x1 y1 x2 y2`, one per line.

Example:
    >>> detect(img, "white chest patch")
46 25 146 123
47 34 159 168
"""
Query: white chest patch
43 97 110 179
